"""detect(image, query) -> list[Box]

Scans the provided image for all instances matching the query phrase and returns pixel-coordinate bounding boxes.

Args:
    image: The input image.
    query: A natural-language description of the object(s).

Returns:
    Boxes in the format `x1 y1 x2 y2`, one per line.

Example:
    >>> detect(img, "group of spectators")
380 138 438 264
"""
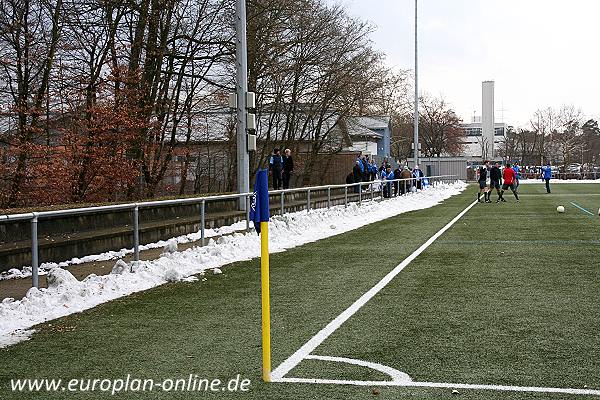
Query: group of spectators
346 154 425 198
267 149 428 196
268 148 294 190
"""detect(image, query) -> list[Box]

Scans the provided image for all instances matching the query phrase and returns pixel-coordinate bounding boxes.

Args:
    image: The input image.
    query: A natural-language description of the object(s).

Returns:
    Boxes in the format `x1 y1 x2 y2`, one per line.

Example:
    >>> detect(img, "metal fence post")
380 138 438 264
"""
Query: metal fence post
370 183 374 202
200 200 206 245
133 205 140 262
327 187 331 209
245 195 250 232
31 213 39 289
380 181 384 200
358 184 362 206
344 186 348 208
280 192 285 215
307 189 311 212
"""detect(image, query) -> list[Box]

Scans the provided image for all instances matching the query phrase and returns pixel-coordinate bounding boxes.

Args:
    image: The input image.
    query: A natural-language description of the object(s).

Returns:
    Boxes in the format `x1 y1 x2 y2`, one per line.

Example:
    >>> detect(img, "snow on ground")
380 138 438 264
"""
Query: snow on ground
0 220 251 282
0 181 466 348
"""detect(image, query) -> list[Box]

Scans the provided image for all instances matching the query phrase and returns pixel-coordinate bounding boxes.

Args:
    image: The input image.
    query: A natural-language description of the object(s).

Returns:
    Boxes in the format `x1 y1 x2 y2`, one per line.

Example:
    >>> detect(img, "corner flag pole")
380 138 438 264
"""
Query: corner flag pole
260 221 271 382
250 169 271 382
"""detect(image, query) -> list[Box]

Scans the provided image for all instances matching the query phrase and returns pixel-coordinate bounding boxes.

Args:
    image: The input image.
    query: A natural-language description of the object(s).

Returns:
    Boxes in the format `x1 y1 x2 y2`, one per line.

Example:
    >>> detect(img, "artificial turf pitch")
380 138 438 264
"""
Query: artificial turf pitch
1 182 599 399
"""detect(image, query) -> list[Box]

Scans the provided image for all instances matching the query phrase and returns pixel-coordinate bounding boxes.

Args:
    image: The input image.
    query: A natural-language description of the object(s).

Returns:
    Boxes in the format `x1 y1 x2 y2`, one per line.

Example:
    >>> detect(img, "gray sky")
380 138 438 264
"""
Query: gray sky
334 0 600 127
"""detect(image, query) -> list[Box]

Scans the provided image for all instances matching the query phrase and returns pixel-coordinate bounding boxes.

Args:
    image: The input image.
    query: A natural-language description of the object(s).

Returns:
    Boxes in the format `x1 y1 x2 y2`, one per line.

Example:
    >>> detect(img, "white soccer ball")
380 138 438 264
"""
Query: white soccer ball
556 205 565 213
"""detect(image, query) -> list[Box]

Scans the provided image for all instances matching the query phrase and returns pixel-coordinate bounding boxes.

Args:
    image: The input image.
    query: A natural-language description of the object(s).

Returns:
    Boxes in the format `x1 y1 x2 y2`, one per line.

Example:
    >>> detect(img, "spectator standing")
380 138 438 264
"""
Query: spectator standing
541 162 552 193
282 149 294 189
382 165 394 198
400 166 412 195
369 159 378 181
361 155 369 182
393 164 402 196
412 164 424 190
352 160 362 193
269 148 284 190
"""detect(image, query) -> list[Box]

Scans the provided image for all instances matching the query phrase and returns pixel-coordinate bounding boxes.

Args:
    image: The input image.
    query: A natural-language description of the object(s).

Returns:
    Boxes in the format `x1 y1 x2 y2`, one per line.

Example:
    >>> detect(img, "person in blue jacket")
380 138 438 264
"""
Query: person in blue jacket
381 165 394 198
541 162 553 193
369 159 378 181
412 164 424 190
512 162 521 188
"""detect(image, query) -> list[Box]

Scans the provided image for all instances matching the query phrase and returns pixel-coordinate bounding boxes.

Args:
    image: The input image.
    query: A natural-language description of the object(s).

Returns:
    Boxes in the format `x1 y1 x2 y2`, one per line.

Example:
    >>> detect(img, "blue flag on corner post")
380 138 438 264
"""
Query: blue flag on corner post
250 169 270 235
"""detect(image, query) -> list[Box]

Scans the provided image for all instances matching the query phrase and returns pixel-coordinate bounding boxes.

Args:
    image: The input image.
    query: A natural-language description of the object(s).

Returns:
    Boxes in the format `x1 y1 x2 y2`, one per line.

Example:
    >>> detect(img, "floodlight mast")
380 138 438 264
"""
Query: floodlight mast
235 0 250 210
413 0 420 167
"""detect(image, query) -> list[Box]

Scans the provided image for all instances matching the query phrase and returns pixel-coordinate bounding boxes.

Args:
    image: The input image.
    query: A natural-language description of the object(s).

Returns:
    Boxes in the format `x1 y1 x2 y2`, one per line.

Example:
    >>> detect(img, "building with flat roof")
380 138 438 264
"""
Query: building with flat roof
460 118 509 161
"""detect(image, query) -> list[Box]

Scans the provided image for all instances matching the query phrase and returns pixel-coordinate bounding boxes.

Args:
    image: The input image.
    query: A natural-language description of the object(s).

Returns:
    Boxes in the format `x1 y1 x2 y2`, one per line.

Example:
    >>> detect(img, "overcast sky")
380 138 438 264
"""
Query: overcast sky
332 0 600 128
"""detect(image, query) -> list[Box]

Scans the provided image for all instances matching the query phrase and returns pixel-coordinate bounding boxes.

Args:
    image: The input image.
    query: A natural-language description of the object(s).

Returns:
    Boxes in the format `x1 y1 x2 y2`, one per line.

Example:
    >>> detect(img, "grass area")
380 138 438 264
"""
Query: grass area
0 183 599 399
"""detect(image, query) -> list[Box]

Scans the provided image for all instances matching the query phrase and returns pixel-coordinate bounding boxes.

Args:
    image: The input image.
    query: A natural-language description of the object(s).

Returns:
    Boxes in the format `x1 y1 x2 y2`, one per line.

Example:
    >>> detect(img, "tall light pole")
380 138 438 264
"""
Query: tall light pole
413 0 419 167
235 0 250 209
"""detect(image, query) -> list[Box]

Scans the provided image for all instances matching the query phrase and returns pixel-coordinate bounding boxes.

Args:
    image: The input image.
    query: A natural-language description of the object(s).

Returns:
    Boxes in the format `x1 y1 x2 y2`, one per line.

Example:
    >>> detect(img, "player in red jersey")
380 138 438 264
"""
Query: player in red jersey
497 163 520 203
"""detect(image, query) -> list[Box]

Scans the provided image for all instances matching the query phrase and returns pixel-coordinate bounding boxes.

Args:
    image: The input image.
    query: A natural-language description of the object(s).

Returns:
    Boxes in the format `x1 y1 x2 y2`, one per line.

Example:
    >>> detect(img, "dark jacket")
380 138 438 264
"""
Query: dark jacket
478 166 488 181
269 154 283 171
353 163 362 182
283 155 294 172
490 166 502 181
346 172 355 185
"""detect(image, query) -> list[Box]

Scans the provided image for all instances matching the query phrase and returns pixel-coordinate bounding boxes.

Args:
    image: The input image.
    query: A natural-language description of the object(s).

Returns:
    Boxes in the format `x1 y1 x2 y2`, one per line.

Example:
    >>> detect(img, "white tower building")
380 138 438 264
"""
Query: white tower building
481 81 495 160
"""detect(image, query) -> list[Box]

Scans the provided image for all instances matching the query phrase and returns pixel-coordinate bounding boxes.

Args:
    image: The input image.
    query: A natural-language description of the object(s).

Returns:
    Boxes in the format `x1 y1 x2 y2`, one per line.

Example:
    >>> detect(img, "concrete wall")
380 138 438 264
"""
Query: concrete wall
407 157 467 180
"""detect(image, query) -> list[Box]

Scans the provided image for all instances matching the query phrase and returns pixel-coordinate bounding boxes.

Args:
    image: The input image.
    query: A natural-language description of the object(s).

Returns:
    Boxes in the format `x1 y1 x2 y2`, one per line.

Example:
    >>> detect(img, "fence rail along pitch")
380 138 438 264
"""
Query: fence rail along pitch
0 175 458 289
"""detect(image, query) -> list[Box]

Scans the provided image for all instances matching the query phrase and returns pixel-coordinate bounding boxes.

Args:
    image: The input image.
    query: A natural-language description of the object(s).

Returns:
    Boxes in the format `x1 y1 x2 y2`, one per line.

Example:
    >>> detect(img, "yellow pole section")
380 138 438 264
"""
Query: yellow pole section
260 221 271 382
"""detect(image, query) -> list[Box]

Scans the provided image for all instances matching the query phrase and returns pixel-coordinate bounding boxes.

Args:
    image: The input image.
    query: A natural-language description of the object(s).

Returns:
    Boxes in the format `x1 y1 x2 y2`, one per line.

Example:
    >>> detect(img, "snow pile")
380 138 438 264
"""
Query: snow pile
0 221 252 282
0 181 466 348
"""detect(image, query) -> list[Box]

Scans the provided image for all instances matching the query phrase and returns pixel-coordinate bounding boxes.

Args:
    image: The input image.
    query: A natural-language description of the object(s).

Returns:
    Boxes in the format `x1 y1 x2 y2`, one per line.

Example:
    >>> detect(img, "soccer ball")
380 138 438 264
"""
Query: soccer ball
556 205 565 213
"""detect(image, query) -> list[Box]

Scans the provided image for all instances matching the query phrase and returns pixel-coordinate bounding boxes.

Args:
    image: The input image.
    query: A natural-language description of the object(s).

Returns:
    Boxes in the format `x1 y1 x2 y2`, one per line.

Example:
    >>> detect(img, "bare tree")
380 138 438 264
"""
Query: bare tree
418 94 464 157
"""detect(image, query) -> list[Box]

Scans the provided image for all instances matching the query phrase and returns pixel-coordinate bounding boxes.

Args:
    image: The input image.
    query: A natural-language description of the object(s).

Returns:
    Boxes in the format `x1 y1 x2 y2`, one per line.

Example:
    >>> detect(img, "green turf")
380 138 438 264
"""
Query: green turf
1 183 599 399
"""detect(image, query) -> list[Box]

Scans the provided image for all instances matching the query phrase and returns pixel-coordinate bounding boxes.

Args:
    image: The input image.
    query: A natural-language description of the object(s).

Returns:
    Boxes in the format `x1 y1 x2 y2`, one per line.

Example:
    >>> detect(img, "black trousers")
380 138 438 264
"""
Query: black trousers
282 171 291 189
545 179 551 193
272 170 282 190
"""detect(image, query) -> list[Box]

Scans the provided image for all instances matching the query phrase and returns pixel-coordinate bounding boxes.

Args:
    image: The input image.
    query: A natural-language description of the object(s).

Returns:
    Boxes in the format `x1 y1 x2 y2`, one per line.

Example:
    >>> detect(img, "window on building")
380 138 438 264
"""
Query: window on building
464 127 482 136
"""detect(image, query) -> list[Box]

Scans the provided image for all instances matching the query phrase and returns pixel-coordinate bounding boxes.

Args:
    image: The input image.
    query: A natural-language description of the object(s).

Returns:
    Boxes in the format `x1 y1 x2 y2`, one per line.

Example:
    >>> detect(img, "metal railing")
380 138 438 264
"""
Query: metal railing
0 175 458 289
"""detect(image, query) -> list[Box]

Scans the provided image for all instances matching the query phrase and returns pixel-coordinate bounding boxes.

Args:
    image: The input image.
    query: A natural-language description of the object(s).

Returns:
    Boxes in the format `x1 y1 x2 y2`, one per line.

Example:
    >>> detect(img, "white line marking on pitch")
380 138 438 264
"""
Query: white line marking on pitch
273 377 600 396
304 355 412 383
271 199 479 380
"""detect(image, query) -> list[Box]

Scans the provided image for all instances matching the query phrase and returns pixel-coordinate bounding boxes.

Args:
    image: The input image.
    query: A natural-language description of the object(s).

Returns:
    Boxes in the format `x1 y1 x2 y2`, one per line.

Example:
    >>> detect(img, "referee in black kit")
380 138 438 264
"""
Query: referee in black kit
487 161 502 202
477 160 490 203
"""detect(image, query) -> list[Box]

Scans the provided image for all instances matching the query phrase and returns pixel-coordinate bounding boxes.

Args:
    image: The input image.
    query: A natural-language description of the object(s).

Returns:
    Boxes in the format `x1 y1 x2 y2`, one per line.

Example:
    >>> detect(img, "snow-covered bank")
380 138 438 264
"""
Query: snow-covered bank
0 182 466 348
0 220 250 282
